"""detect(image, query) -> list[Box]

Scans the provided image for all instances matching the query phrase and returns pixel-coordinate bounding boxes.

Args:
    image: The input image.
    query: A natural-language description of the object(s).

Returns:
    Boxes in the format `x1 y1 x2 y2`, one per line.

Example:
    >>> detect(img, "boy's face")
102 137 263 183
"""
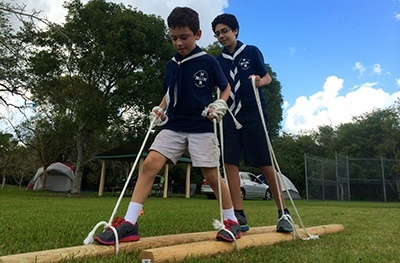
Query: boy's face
214 23 238 51
169 26 201 57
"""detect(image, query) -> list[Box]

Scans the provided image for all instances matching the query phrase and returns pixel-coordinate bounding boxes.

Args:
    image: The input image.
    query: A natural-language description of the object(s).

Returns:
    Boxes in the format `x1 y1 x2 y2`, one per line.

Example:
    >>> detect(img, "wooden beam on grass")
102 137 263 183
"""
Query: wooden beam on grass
139 224 345 263
0 225 279 263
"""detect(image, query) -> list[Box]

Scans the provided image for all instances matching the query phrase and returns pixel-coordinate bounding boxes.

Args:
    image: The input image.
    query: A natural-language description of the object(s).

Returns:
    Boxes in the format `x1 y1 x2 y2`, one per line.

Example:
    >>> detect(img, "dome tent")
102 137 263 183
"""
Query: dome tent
28 162 75 192
257 173 301 199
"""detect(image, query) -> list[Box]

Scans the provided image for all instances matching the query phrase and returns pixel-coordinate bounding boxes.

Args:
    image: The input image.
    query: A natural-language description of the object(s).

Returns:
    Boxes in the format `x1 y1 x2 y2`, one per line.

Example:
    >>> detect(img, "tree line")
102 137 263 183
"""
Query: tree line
1 0 399 199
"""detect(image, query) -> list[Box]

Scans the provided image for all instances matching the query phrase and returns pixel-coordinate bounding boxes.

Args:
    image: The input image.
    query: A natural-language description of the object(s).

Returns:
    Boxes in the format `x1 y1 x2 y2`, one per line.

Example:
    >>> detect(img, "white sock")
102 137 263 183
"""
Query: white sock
222 208 238 223
124 202 143 224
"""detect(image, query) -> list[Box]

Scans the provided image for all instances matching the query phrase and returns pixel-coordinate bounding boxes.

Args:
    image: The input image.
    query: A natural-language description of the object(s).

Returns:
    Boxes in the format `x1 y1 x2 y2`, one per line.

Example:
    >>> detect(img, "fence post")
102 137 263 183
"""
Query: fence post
322 161 325 200
381 157 387 202
304 153 309 201
346 155 350 201
335 152 339 200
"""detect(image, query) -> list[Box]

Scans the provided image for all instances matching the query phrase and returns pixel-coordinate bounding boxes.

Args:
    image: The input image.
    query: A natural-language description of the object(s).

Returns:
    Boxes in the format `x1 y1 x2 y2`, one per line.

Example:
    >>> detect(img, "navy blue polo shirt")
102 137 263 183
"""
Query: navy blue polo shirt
162 46 228 133
217 41 268 118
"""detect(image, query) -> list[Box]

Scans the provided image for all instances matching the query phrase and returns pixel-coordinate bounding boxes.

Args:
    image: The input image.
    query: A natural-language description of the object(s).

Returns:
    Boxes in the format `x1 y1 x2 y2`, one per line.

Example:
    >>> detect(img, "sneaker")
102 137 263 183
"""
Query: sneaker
216 219 242 242
95 217 140 245
234 212 250 232
276 213 294 233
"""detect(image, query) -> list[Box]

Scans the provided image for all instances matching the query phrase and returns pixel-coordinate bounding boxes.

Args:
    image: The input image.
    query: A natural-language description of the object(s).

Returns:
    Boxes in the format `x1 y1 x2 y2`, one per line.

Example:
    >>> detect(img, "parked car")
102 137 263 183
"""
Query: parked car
201 171 271 200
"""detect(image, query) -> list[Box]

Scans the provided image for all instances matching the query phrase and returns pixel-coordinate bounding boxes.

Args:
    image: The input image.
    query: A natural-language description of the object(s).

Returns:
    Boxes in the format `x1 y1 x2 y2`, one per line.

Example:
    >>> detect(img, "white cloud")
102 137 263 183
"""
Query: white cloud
396 78 400 87
395 12 400 21
283 76 400 134
126 0 229 46
0 91 35 133
12 0 228 47
9 0 66 30
372 63 382 75
353 62 365 78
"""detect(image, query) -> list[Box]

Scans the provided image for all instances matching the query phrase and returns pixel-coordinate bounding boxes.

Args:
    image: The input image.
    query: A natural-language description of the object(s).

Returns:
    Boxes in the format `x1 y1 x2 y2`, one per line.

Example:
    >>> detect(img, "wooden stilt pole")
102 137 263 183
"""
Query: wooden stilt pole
0 226 279 263
139 224 344 263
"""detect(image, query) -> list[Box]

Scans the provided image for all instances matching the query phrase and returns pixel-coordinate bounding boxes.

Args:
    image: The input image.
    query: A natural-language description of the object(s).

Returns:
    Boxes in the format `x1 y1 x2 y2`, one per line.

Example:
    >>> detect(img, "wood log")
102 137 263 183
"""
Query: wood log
139 224 344 263
0 225 278 263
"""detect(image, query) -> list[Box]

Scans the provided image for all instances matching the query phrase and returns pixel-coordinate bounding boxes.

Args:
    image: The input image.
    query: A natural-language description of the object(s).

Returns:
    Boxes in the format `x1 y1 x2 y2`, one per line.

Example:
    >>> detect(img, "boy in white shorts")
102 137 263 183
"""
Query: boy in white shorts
95 6 241 245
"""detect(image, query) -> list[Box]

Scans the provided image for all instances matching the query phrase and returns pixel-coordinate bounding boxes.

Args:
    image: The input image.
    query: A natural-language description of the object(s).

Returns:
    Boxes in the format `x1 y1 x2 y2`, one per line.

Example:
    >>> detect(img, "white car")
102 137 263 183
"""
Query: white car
201 171 271 200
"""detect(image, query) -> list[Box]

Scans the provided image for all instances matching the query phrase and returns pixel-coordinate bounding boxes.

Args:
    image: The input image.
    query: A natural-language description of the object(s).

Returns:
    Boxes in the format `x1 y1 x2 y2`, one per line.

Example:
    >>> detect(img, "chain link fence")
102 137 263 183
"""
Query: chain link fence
305 153 400 202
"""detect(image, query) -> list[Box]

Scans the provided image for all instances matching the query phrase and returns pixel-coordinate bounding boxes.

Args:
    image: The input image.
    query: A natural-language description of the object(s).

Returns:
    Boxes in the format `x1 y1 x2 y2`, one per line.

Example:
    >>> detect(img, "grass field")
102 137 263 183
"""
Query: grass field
0 186 399 262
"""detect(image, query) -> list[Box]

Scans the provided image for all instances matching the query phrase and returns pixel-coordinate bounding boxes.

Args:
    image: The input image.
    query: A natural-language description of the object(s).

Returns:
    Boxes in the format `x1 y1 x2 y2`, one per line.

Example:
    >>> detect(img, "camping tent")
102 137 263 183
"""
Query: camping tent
257 173 301 199
29 162 75 192
279 174 301 200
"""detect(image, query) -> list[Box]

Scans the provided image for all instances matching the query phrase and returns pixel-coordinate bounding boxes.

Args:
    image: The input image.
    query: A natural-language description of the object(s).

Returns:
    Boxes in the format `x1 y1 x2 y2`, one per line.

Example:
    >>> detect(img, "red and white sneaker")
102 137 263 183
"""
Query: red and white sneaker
216 219 242 242
95 217 140 245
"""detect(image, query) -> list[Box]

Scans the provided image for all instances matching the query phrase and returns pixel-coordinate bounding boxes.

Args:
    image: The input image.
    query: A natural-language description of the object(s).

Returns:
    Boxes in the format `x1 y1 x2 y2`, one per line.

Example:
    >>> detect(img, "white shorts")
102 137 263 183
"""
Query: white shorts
150 129 219 167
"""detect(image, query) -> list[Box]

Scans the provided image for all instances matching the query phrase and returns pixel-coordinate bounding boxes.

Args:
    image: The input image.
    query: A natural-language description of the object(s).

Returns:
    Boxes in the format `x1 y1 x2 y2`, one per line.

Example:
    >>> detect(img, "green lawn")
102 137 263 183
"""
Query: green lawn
0 186 399 262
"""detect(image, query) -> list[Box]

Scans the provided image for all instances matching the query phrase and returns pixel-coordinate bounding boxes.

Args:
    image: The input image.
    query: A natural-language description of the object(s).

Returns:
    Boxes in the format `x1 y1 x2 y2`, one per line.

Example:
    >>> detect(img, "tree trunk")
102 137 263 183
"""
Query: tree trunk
1 174 5 189
71 124 88 194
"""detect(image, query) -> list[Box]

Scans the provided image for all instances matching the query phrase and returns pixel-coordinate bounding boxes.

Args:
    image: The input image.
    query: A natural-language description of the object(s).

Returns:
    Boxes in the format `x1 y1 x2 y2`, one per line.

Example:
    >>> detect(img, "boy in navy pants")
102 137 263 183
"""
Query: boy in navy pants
212 13 293 233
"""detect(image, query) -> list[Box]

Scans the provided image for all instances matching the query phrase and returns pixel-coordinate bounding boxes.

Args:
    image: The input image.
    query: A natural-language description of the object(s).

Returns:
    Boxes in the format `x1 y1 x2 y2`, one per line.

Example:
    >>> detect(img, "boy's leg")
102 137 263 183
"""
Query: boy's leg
202 167 241 242
260 165 293 233
224 163 249 231
261 165 285 210
131 151 167 204
124 151 168 223
224 163 242 210
126 129 185 220
202 167 234 211
95 151 167 245
188 133 241 241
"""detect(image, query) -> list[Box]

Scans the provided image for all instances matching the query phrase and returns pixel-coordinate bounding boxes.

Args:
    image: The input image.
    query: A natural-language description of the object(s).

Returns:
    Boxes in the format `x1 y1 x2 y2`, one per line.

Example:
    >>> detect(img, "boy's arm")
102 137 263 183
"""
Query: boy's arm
249 73 272 88
260 73 272 87
158 95 167 109
219 83 231 101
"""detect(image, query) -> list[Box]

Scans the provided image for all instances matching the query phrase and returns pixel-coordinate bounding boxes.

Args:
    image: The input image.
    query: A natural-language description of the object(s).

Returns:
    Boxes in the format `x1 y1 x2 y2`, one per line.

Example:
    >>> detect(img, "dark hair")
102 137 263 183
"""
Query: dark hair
167 7 200 35
211 13 239 36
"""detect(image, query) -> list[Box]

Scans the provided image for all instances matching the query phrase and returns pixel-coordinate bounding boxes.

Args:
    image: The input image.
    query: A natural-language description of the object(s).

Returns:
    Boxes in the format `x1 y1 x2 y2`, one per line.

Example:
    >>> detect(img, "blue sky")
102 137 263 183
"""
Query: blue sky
8 0 400 134
225 0 400 133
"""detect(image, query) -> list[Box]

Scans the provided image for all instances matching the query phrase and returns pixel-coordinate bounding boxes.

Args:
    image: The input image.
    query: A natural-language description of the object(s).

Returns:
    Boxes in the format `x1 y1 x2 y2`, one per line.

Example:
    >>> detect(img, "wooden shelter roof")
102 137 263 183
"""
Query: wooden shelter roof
92 146 191 163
